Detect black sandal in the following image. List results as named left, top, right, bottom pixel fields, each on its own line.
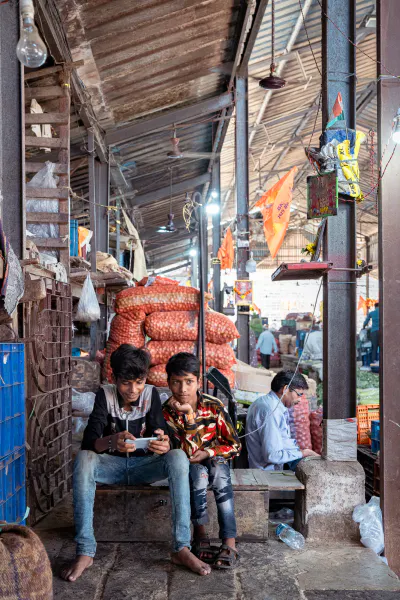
left=213, top=544, right=240, bottom=570
left=192, top=538, right=220, bottom=564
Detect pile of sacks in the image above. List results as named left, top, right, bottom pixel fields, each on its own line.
left=279, top=334, right=297, bottom=355
left=103, top=276, right=239, bottom=388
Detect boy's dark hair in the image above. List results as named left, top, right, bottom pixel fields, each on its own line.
left=375, top=302, right=379, bottom=308
left=271, top=370, right=308, bottom=393
left=110, top=344, right=150, bottom=380
left=166, top=352, right=200, bottom=380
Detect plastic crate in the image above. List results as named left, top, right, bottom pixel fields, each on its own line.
left=0, top=344, right=25, bottom=459
left=356, top=404, right=379, bottom=446
left=0, top=449, right=26, bottom=523
left=371, top=420, right=380, bottom=454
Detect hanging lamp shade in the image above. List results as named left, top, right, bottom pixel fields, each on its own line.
left=259, top=0, right=286, bottom=91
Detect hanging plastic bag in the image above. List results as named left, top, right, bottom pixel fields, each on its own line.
left=75, top=275, right=101, bottom=322
left=353, top=496, right=384, bottom=555
left=26, top=161, right=60, bottom=260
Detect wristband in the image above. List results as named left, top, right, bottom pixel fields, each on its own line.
left=108, top=436, right=113, bottom=453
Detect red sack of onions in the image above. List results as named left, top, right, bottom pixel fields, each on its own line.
left=310, top=407, right=323, bottom=454
left=145, top=310, right=239, bottom=344
left=292, top=395, right=312, bottom=450
left=109, top=311, right=146, bottom=348
left=147, top=340, right=236, bottom=370
left=147, top=364, right=235, bottom=390
left=115, top=285, right=204, bottom=316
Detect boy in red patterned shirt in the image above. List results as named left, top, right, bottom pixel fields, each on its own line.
left=163, top=352, right=241, bottom=569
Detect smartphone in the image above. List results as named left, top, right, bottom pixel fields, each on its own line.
left=124, top=437, right=159, bottom=450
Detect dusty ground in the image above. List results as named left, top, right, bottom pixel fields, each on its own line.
left=34, top=495, right=400, bottom=600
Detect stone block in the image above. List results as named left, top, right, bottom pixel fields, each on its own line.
left=294, top=459, right=365, bottom=542
left=94, top=487, right=269, bottom=542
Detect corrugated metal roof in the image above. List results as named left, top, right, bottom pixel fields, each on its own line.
left=220, top=0, right=379, bottom=244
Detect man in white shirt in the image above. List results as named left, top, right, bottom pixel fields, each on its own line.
left=245, top=371, right=319, bottom=471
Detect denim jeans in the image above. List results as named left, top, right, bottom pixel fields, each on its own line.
left=73, top=449, right=191, bottom=557
left=286, top=458, right=303, bottom=471
left=189, top=458, right=237, bottom=540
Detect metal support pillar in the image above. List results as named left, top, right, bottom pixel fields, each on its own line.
left=197, top=203, right=207, bottom=390
left=322, top=0, right=357, bottom=419
left=235, top=75, right=250, bottom=363
left=95, top=160, right=109, bottom=254
left=212, top=159, right=222, bottom=312
left=88, top=130, right=97, bottom=272
left=116, top=198, right=121, bottom=266
left=377, top=0, right=400, bottom=576
left=0, top=2, right=23, bottom=257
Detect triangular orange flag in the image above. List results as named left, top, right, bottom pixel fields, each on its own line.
left=254, top=167, right=298, bottom=259
left=358, top=296, right=368, bottom=315
left=217, top=227, right=234, bottom=270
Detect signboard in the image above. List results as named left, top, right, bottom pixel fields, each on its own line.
left=307, top=171, right=338, bottom=220
left=234, top=280, right=253, bottom=306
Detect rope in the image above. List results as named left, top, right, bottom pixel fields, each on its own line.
left=270, top=0, right=276, bottom=74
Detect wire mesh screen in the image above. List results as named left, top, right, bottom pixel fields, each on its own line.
left=24, top=279, right=72, bottom=525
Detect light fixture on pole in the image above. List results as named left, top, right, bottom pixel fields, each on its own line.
left=205, top=201, right=220, bottom=216
left=17, top=0, right=48, bottom=68
left=392, top=108, right=400, bottom=144
left=245, top=251, right=257, bottom=273
left=189, top=247, right=197, bottom=257
left=210, top=190, right=218, bottom=199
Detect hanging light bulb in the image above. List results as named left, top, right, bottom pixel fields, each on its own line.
left=17, top=0, right=47, bottom=69
left=245, top=252, right=257, bottom=274
left=392, top=108, right=400, bottom=144
left=210, top=190, right=218, bottom=199
left=189, top=248, right=197, bottom=257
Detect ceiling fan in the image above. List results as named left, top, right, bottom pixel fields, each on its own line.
left=167, top=129, right=219, bottom=160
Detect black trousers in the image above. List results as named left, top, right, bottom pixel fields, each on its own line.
left=260, top=353, right=271, bottom=369
left=371, top=330, right=379, bottom=363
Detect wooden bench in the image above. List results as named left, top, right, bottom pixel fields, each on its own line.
left=93, top=469, right=304, bottom=542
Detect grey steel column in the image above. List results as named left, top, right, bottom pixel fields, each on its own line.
left=322, top=0, right=357, bottom=419
left=95, top=161, right=109, bottom=255
left=0, top=3, right=23, bottom=257
left=377, top=0, right=400, bottom=576
left=235, top=76, right=250, bottom=363
left=212, top=159, right=222, bottom=312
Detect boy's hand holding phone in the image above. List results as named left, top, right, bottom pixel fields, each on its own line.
left=148, top=429, right=170, bottom=455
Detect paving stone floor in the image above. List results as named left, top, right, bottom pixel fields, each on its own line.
left=34, top=495, right=400, bottom=600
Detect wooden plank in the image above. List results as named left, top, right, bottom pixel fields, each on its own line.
left=25, top=86, right=64, bottom=100
left=25, top=162, right=69, bottom=174
left=261, top=471, right=305, bottom=491
left=25, top=112, right=69, bottom=125
left=58, top=69, right=71, bottom=273
left=26, top=212, right=69, bottom=224
left=24, top=61, right=85, bottom=81
left=26, top=187, right=69, bottom=199
left=25, top=136, right=68, bottom=149
left=232, top=469, right=258, bottom=487
left=31, top=237, right=69, bottom=248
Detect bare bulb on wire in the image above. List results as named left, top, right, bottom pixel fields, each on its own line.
left=16, top=0, right=47, bottom=68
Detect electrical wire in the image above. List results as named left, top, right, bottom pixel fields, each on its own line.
left=298, top=0, right=322, bottom=77
left=237, top=277, right=323, bottom=439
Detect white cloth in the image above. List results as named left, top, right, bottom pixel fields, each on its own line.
left=301, top=330, right=323, bottom=360
left=122, top=209, right=147, bottom=281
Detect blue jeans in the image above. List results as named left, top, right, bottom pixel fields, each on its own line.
left=189, top=458, right=237, bottom=540
left=73, top=449, right=191, bottom=557
left=286, top=458, right=303, bottom=471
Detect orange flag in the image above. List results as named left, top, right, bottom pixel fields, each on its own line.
left=358, top=296, right=368, bottom=315
left=254, top=166, right=298, bottom=259
left=217, top=227, right=234, bottom=270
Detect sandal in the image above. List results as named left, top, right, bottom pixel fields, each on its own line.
left=192, top=538, right=220, bottom=564
left=213, top=544, right=240, bottom=570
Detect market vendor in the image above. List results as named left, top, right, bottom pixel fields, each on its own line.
left=363, top=302, right=380, bottom=363
left=301, top=323, right=323, bottom=360
left=163, top=352, right=241, bottom=570
left=62, top=344, right=212, bottom=582
left=245, top=370, right=319, bottom=471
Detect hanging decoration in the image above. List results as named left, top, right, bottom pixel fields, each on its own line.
left=253, top=166, right=298, bottom=259
left=307, top=171, right=338, bottom=219
left=259, top=0, right=286, bottom=90
left=326, top=92, right=345, bottom=129
left=217, top=227, right=234, bottom=270
left=358, top=296, right=378, bottom=316
left=234, top=280, right=253, bottom=307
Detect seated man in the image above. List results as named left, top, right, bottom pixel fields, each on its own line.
left=163, top=353, right=241, bottom=570
left=245, top=370, right=319, bottom=471
left=62, top=344, right=211, bottom=582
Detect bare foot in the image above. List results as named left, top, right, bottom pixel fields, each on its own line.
left=61, top=555, right=93, bottom=582
left=171, top=547, right=211, bottom=576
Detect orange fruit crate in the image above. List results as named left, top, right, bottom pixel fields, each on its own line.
left=357, top=405, right=379, bottom=445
